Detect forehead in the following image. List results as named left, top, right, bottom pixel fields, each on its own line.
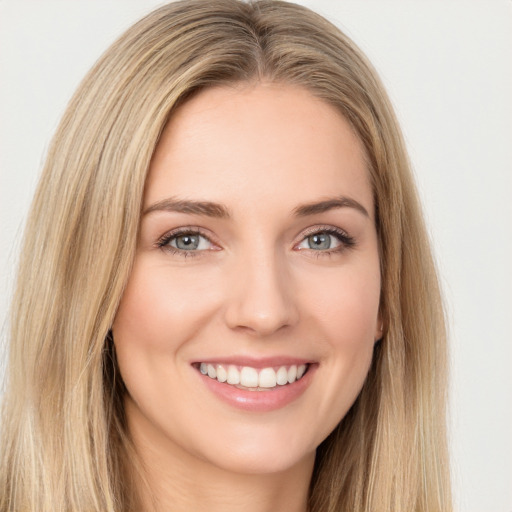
left=145, top=82, right=373, bottom=219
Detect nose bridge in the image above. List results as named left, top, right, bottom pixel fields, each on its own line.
left=224, top=239, right=298, bottom=336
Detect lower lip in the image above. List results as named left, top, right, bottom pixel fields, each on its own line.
left=196, top=365, right=316, bottom=412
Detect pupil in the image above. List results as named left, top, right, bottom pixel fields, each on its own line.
left=309, top=233, right=330, bottom=250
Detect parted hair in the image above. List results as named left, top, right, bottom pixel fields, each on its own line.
left=0, top=1, right=451, bottom=510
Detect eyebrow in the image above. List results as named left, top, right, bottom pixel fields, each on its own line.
left=143, top=197, right=231, bottom=218
left=292, top=197, right=369, bottom=218
left=143, top=195, right=369, bottom=219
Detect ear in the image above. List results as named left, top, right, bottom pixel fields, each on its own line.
left=374, top=315, right=384, bottom=343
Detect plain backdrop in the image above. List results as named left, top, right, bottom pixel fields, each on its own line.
left=0, top=1, right=511, bottom=510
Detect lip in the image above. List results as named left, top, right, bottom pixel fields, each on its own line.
left=193, top=359, right=317, bottom=412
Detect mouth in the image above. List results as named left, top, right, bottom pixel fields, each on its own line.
left=192, top=358, right=316, bottom=411
left=193, top=362, right=310, bottom=391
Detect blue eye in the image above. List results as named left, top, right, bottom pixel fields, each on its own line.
left=305, top=232, right=335, bottom=250
left=158, top=230, right=213, bottom=255
left=296, top=228, right=355, bottom=254
left=172, top=234, right=205, bottom=250
left=157, top=226, right=355, bottom=258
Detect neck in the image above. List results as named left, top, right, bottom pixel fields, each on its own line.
left=125, top=402, right=315, bottom=512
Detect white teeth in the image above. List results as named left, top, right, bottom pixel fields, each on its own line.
left=240, top=367, right=259, bottom=387
left=258, top=368, right=277, bottom=388
left=199, top=363, right=309, bottom=389
left=227, top=365, right=240, bottom=385
left=207, top=364, right=216, bottom=379
left=287, top=365, right=297, bottom=384
left=276, top=366, right=288, bottom=385
left=216, top=365, right=227, bottom=383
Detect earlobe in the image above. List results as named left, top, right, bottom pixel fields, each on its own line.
left=374, top=318, right=384, bottom=343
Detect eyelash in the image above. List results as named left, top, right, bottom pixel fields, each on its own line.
left=299, top=226, right=356, bottom=258
left=156, top=227, right=215, bottom=258
left=156, top=225, right=356, bottom=258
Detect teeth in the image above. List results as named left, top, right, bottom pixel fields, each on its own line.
left=258, top=368, right=277, bottom=388
left=216, top=365, right=227, bottom=383
left=199, top=363, right=308, bottom=389
left=240, top=367, right=259, bottom=387
left=276, top=366, right=288, bottom=385
left=207, top=364, right=216, bottom=379
left=287, top=365, right=297, bottom=384
left=227, top=365, right=240, bottom=385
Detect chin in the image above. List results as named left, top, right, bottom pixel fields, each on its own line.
left=185, top=421, right=322, bottom=477
left=204, top=444, right=316, bottom=476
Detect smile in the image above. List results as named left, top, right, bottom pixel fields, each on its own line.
left=193, top=359, right=316, bottom=412
left=198, top=363, right=308, bottom=390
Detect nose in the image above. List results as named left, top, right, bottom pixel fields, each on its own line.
left=223, top=248, right=299, bottom=337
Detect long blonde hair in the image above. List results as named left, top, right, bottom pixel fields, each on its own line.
left=0, top=1, right=451, bottom=510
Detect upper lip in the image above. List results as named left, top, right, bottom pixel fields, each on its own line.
left=191, top=355, right=314, bottom=369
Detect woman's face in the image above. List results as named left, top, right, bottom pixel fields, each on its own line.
left=113, top=83, right=382, bottom=475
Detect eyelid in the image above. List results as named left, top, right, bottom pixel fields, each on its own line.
left=299, top=224, right=348, bottom=238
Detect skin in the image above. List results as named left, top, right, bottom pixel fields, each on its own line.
left=113, top=82, right=382, bottom=512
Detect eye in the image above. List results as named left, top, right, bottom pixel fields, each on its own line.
left=170, top=233, right=210, bottom=251
left=157, top=229, right=215, bottom=256
left=295, top=227, right=355, bottom=254
left=298, top=232, right=338, bottom=251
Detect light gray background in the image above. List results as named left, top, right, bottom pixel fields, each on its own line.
left=1, top=1, right=511, bottom=510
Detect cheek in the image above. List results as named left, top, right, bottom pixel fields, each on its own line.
left=305, top=261, right=381, bottom=342
left=111, top=259, right=223, bottom=421
left=113, top=259, right=219, bottom=354
left=325, top=267, right=380, bottom=377
left=300, top=261, right=380, bottom=424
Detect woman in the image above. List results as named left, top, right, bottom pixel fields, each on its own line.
left=0, top=1, right=451, bottom=511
